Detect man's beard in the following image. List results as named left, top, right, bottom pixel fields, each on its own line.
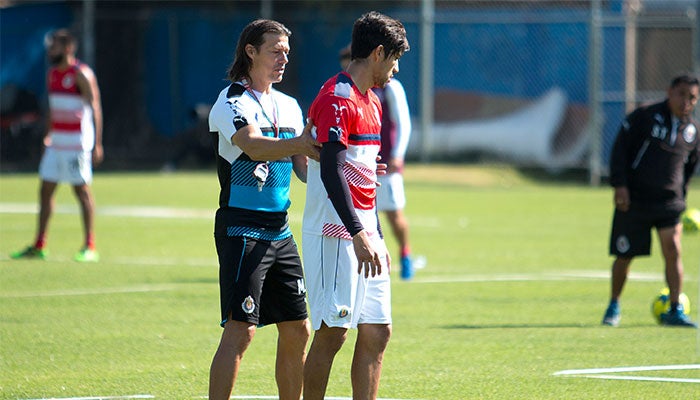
left=49, top=55, right=64, bottom=65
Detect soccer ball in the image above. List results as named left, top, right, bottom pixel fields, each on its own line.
left=681, top=208, right=700, bottom=233
left=651, top=287, right=691, bottom=324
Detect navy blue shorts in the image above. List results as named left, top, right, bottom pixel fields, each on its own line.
left=609, top=206, right=681, bottom=257
left=215, top=235, right=307, bottom=327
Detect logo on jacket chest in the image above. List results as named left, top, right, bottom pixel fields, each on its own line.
left=651, top=124, right=668, bottom=140
left=650, top=122, right=697, bottom=144
left=683, top=124, right=697, bottom=143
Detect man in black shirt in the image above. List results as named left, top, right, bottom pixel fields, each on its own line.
left=603, top=74, right=700, bottom=328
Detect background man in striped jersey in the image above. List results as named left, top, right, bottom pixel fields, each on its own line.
left=12, top=29, right=103, bottom=262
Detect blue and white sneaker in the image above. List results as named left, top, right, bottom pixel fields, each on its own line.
left=602, top=301, right=620, bottom=326
left=400, top=256, right=414, bottom=280
left=660, top=305, right=698, bottom=328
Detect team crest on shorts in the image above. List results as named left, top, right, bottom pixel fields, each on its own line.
left=241, top=295, right=256, bottom=314
left=338, top=306, right=350, bottom=319
left=616, top=235, right=630, bottom=253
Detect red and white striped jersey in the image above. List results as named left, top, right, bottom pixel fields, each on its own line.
left=303, top=72, right=382, bottom=240
left=47, top=62, right=94, bottom=151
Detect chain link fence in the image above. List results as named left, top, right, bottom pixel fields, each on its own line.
left=401, top=0, right=697, bottom=183
left=593, top=0, right=697, bottom=183
left=408, top=1, right=594, bottom=171
left=1, top=0, right=698, bottom=180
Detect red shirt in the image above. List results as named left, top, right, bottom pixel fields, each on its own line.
left=308, top=72, right=382, bottom=210
left=47, top=62, right=94, bottom=151
left=304, top=72, right=383, bottom=239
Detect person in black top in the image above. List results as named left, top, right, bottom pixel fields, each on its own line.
left=603, top=74, right=700, bottom=328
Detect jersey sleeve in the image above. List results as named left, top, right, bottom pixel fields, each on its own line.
left=320, top=141, right=364, bottom=236
left=384, top=80, right=412, bottom=159
left=291, top=98, right=304, bottom=137
left=684, top=129, right=700, bottom=192
left=209, top=90, right=257, bottom=145
left=609, top=125, right=627, bottom=188
left=609, top=111, right=638, bottom=188
left=313, top=94, right=354, bottom=147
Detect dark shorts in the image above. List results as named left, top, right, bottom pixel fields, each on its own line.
left=215, top=235, right=308, bottom=327
left=609, top=206, right=681, bottom=257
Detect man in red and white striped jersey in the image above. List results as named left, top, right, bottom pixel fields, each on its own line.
left=12, top=29, right=103, bottom=262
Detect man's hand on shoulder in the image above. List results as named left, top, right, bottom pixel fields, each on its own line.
left=295, top=118, right=321, bottom=161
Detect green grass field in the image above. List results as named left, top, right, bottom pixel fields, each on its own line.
left=1, top=164, right=700, bottom=399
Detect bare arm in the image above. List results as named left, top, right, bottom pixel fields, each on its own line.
left=43, top=103, right=51, bottom=148
left=384, top=80, right=411, bottom=173
left=613, top=186, right=630, bottom=212
left=76, top=64, right=103, bottom=165
left=43, top=72, right=51, bottom=148
left=292, top=154, right=308, bottom=183
left=231, top=119, right=320, bottom=162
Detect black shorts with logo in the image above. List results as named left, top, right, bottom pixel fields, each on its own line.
left=609, top=206, right=681, bottom=257
left=215, top=235, right=307, bottom=327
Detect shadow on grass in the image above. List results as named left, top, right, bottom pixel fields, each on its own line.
left=516, top=166, right=593, bottom=184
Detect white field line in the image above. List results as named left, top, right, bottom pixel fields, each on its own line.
left=0, top=253, right=217, bottom=267
left=0, top=268, right=667, bottom=299
left=554, top=364, right=700, bottom=375
left=575, top=374, right=700, bottom=383
left=0, top=254, right=666, bottom=281
left=0, top=284, right=180, bottom=299
left=411, top=270, right=665, bottom=284
left=553, top=364, right=700, bottom=384
left=7, top=201, right=669, bottom=281
left=0, top=202, right=212, bottom=219
left=1, top=203, right=436, bottom=225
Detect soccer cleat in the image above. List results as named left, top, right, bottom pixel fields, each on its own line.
left=602, top=302, right=621, bottom=326
left=10, top=246, right=48, bottom=260
left=400, top=255, right=414, bottom=280
left=660, top=305, right=698, bottom=328
left=74, top=248, right=99, bottom=262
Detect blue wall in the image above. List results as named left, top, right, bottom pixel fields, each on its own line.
left=143, top=8, right=257, bottom=136
left=0, top=3, right=73, bottom=98
left=0, top=2, right=632, bottom=165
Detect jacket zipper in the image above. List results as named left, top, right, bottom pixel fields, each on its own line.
left=631, top=139, right=649, bottom=169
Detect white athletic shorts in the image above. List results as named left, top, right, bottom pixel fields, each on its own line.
left=39, top=148, right=93, bottom=185
left=376, top=172, right=406, bottom=212
left=302, top=232, right=392, bottom=331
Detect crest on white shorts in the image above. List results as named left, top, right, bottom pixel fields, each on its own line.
left=242, top=295, right=256, bottom=314
left=336, top=306, right=351, bottom=320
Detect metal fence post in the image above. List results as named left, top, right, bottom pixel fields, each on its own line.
left=420, top=0, right=434, bottom=163
left=589, top=0, right=604, bottom=186
left=81, top=0, right=96, bottom=68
